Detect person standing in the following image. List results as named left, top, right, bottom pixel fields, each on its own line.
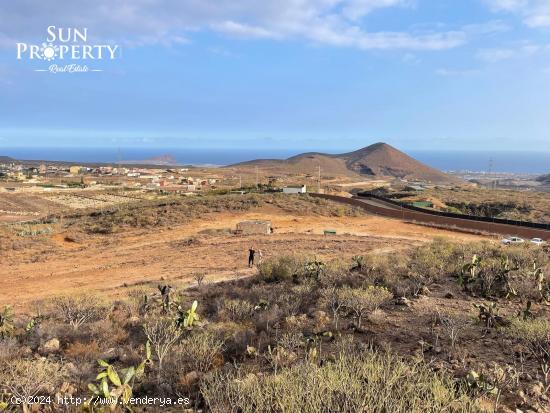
left=248, top=248, right=256, bottom=267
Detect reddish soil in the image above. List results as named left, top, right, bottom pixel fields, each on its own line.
left=0, top=206, right=486, bottom=311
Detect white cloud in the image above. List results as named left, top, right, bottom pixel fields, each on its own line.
left=476, top=42, right=543, bottom=61
left=0, top=0, right=472, bottom=51
left=402, top=52, right=421, bottom=64
left=525, top=13, right=550, bottom=26
left=214, top=21, right=281, bottom=39
left=485, top=0, right=529, bottom=12
left=476, top=48, right=517, bottom=61
left=341, top=0, right=411, bottom=20
left=435, top=68, right=481, bottom=76
left=485, top=0, right=550, bottom=27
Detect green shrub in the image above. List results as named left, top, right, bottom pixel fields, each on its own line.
left=0, top=306, right=15, bottom=338
left=202, top=347, right=479, bottom=413
left=257, top=255, right=306, bottom=283
left=407, top=239, right=464, bottom=295
left=458, top=242, right=549, bottom=300
left=339, top=286, right=392, bottom=329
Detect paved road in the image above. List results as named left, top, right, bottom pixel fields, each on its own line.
left=311, top=193, right=550, bottom=241
left=358, top=198, right=401, bottom=211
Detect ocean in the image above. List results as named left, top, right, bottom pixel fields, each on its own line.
left=0, top=146, right=548, bottom=174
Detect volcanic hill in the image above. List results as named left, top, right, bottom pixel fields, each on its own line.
left=231, top=142, right=458, bottom=184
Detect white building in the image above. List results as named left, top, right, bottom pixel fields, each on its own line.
left=283, top=185, right=307, bottom=194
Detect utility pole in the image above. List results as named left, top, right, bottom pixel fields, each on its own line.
left=317, top=164, right=321, bottom=193
left=239, top=175, right=242, bottom=189
left=489, top=158, right=495, bottom=189
left=488, top=158, right=495, bottom=221
left=255, top=166, right=259, bottom=189
left=116, top=147, right=122, bottom=187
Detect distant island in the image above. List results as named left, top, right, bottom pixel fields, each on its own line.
left=121, top=154, right=178, bottom=166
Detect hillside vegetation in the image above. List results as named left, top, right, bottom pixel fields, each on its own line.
left=422, top=187, right=550, bottom=224
left=0, top=239, right=548, bottom=412
left=58, top=193, right=366, bottom=235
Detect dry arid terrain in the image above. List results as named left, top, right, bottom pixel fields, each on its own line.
left=0, top=192, right=548, bottom=413
left=1, top=193, right=483, bottom=308
left=408, top=187, right=550, bottom=224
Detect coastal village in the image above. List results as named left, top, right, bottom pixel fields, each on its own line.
left=0, top=160, right=221, bottom=194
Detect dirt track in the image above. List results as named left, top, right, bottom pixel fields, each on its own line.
left=0, top=206, right=487, bottom=311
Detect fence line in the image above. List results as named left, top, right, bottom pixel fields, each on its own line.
left=357, top=192, right=549, bottom=230
left=310, top=193, right=550, bottom=240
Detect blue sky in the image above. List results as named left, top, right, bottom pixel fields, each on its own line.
left=0, top=0, right=549, bottom=152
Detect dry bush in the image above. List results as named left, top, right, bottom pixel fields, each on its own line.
left=507, top=318, right=550, bottom=387
left=49, top=294, right=108, bottom=330
left=276, top=293, right=305, bottom=318
left=193, top=272, right=206, bottom=287
left=339, top=286, right=392, bottom=329
left=87, top=319, right=129, bottom=345
left=264, top=345, right=299, bottom=373
left=354, top=252, right=410, bottom=298
left=319, top=287, right=346, bottom=329
left=221, top=299, right=255, bottom=322
left=64, top=340, right=101, bottom=364
left=172, top=330, right=224, bottom=373
left=63, top=341, right=100, bottom=387
left=144, top=317, right=182, bottom=383
left=0, top=358, right=65, bottom=407
left=208, top=321, right=255, bottom=361
left=278, top=331, right=303, bottom=353
left=202, top=347, right=478, bottom=413
left=269, top=194, right=365, bottom=217
left=0, top=338, right=20, bottom=362
left=257, top=255, right=306, bottom=283
left=255, top=304, right=284, bottom=334
left=318, top=259, right=351, bottom=287
left=434, top=311, right=469, bottom=354
left=127, top=288, right=150, bottom=317
left=407, top=239, right=463, bottom=295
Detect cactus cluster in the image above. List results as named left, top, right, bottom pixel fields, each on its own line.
left=305, top=258, right=326, bottom=280
left=0, top=306, right=15, bottom=338
left=175, top=300, right=200, bottom=329
left=84, top=342, right=152, bottom=412
left=460, top=254, right=481, bottom=288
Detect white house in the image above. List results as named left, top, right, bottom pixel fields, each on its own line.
left=283, top=185, right=307, bottom=194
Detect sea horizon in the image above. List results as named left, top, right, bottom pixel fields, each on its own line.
left=1, top=146, right=549, bottom=175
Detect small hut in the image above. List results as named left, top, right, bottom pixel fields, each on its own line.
left=236, top=220, right=272, bottom=235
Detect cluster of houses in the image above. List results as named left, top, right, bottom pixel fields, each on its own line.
left=1, top=159, right=313, bottom=196
left=0, top=161, right=223, bottom=194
